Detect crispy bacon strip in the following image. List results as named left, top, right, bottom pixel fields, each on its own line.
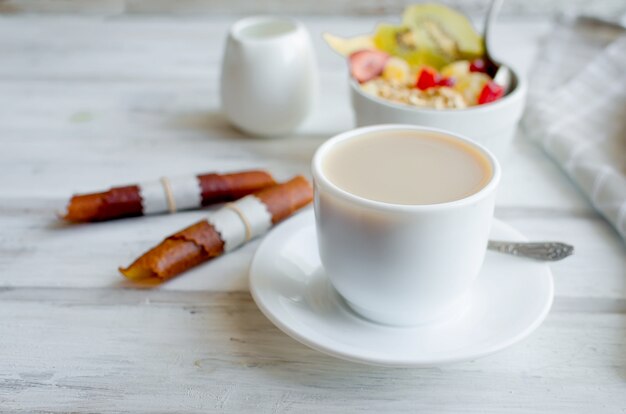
left=119, top=176, right=313, bottom=282
left=63, top=170, right=275, bottom=222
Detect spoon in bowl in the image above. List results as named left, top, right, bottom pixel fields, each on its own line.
left=483, top=0, right=514, bottom=93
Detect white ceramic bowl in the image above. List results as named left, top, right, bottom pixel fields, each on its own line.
left=350, top=69, right=527, bottom=159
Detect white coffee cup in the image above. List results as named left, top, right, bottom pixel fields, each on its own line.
left=312, top=125, right=501, bottom=326
left=220, top=16, right=318, bottom=137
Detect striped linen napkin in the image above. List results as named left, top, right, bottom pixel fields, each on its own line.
left=523, top=17, right=626, bottom=240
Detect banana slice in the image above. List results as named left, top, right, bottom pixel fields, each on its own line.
left=441, top=60, right=471, bottom=78
left=383, top=57, right=411, bottom=84
left=454, top=72, right=491, bottom=105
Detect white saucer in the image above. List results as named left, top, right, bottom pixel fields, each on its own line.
left=249, top=210, right=554, bottom=367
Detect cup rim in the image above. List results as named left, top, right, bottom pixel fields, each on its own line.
left=312, top=124, right=501, bottom=212
left=230, top=15, right=304, bottom=43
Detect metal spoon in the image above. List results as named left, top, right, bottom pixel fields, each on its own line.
left=483, top=0, right=514, bottom=93
left=488, top=241, right=574, bottom=261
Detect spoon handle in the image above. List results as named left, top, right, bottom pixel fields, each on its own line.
left=487, top=240, right=574, bottom=261
left=483, top=0, right=504, bottom=62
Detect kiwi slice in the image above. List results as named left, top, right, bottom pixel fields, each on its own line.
left=402, top=3, right=484, bottom=64
left=372, top=23, right=448, bottom=68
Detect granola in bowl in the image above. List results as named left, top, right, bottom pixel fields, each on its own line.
left=361, top=78, right=468, bottom=110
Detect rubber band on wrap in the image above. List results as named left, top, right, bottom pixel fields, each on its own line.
left=207, top=195, right=273, bottom=251
left=160, top=176, right=177, bottom=214
left=225, top=203, right=253, bottom=242
left=138, top=174, right=202, bottom=215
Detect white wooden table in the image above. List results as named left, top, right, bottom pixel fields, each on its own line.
left=1, top=15, right=625, bottom=413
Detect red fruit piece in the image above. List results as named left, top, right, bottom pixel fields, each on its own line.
left=478, top=81, right=504, bottom=104
left=438, top=77, right=456, bottom=87
left=416, top=67, right=441, bottom=90
left=470, top=59, right=487, bottom=73
left=349, top=50, right=390, bottom=83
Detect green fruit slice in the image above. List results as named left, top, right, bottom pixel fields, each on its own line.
left=402, top=3, right=484, bottom=64
left=323, top=32, right=375, bottom=56
left=372, top=23, right=448, bottom=68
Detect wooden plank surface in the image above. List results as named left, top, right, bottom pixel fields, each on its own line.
left=1, top=289, right=625, bottom=413
left=0, top=15, right=624, bottom=412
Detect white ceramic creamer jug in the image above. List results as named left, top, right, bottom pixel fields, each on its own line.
left=220, top=16, right=319, bottom=137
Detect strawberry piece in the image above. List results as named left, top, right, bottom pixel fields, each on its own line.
left=415, top=67, right=441, bottom=90
left=438, top=77, right=456, bottom=87
left=477, top=81, right=504, bottom=104
left=349, top=50, right=390, bottom=83
left=470, top=59, right=487, bottom=73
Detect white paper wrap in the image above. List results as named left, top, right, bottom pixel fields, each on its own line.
left=207, top=195, right=272, bottom=251
left=139, top=174, right=202, bottom=215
